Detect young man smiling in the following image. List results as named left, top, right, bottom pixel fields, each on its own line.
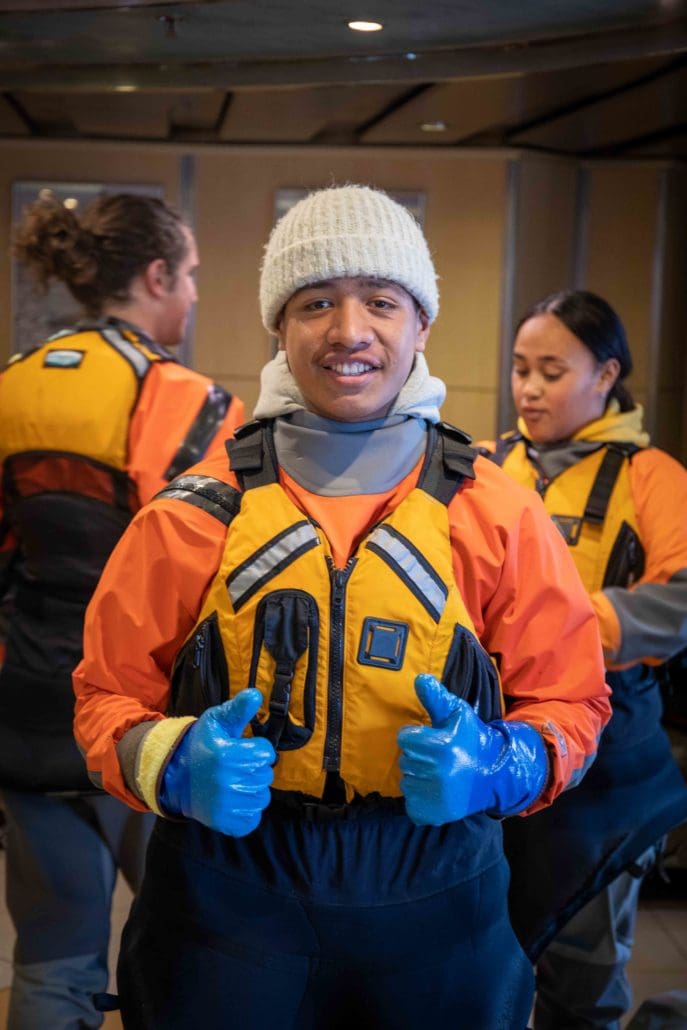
left=74, top=185, right=610, bottom=1029
left=277, top=275, right=429, bottom=422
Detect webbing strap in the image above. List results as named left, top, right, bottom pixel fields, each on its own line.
left=418, top=422, right=476, bottom=505
left=491, top=433, right=521, bottom=467
left=225, top=419, right=279, bottom=490
left=155, top=474, right=241, bottom=526
left=583, top=446, right=633, bottom=525
left=164, top=384, right=232, bottom=481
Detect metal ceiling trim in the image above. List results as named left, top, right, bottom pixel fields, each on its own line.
left=1, top=21, right=686, bottom=92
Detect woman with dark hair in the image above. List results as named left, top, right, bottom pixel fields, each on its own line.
left=0, top=192, right=245, bottom=1028
left=488, top=289, right=687, bottom=1029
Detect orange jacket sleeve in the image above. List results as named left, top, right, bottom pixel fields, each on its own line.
left=73, top=470, right=232, bottom=809
left=590, top=447, right=687, bottom=667
left=127, top=362, right=245, bottom=505
left=450, top=458, right=611, bottom=812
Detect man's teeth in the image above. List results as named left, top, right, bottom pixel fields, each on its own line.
left=329, top=362, right=374, bottom=376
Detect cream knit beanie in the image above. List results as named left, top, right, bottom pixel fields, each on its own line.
left=259, top=185, right=439, bottom=331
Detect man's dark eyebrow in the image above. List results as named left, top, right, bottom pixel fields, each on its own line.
left=297, top=277, right=400, bottom=291
left=298, top=280, right=336, bottom=290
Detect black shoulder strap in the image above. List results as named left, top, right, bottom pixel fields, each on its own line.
left=224, top=418, right=279, bottom=491
left=419, top=421, right=477, bottom=506
left=583, top=444, right=638, bottom=525
left=164, top=384, right=233, bottom=481
left=155, top=474, right=241, bottom=527
left=490, top=432, right=522, bottom=467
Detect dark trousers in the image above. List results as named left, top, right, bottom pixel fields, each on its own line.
left=118, top=806, right=534, bottom=1029
left=2, top=788, right=154, bottom=1030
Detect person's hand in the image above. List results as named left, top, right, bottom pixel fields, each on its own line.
left=159, top=688, right=275, bottom=837
left=398, top=673, right=548, bottom=825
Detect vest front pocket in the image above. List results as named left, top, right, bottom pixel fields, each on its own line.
left=168, top=611, right=229, bottom=716
left=603, top=519, right=645, bottom=588
left=441, top=623, right=502, bottom=722
left=248, top=590, right=319, bottom=751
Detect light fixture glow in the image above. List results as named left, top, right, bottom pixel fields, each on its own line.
left=63, top=198, right=79, bottom=210
left=420, top=121, right=448, bottom=133
left=114, top=85, right=137, bottom=93
left=348, top=20, right=383, bottom=32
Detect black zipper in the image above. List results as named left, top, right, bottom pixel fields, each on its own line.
left=323, top=555, right=356, bottom=772
left=194, top=632, right=205, bottom=668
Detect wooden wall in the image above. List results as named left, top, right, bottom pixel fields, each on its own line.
left=0, top=139, right=684, bottom=457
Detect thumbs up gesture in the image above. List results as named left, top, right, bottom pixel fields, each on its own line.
left=398, top=674, right=549, bottom=826
left=159, top=688, right=276, bottom=837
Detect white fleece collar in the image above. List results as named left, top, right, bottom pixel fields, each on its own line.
left=253, top=350, right=446, bottom=424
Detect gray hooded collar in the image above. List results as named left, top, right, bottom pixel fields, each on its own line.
left=274, top=411, right=428, bottom=496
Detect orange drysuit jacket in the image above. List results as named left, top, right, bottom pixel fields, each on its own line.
left=74, top=442, right=611, bottom=814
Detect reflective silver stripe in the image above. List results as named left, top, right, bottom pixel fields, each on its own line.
left=228, top=522, right=319, bottom=607
left=46, top=328, right=76, bottom=342
left=368, top=525, right=447, bottom=619
left=102, top=328, right=151, bottom=379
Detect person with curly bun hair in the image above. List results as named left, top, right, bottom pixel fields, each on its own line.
left=0, top=192, right=245, bottom=1029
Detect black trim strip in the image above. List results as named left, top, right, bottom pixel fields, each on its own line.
left=164, top=384, right=231, bottom=480
left=156, top=475, right=241, bottom=526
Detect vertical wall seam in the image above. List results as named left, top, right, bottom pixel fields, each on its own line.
left=497, top=158, right=520, bottom=437
left=573, top=163, right=590, bottom=288
left=178, top=152, right=196, bottom=368
left=647, top=168, right=668, bottom=444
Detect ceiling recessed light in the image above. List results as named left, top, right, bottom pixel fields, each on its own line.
left=348, top=20, right=383, bottom=32
left=114, top=85, right=137, bottom=93
left=420, top=120, right=448, bottom=133
left=63, top=198, right=79, bottom=210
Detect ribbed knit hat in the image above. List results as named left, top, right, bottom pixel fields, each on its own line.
left=259, top=185, right=439, bottom=331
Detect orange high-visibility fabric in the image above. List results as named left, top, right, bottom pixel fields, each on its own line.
left=127, top=361, right=245, bottom=506
left=74, top=443, right=609, bottom=814
left=591, top=447, right=687, bottom=664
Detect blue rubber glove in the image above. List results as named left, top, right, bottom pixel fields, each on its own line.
left=159, top=688, right=276, bottom=838
left=398, top=673, right=549, bottom=825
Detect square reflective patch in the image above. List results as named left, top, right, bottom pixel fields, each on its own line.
left=357, top=617, right=408, bottom=671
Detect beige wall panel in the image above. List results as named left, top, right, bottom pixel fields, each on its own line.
left=193, top=147, right=508, bottom=422
left=513, top=156, right=577, bottom=317
left=0, top=141, right=180, bottom=365
left=495, top=155, right=578, bottom=434
left=584, top=164, right=660, bottom=395
left=0, top=141, right=508, bottom=437
left=444, top=387, right=498, bottom=443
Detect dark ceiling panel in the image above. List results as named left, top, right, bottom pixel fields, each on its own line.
left=510, top=60, right=687, bottom=153
left=13, top=89, right=225, bottom=139
left=627, top=128, right=687, bottom=157
left=0, top=93, right=30, bottom=134
left=0, top=1, right=685, bottom=156
left=0, top=0, right=681, bottom=66
left=360, top=57, right=671, bottom=145
left=2, top=1, right=193, bottom=9
left=219, top=83, right=408, bottom=142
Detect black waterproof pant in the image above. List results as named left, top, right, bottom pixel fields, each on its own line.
left=118, top=801, right=534, bottom=1029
